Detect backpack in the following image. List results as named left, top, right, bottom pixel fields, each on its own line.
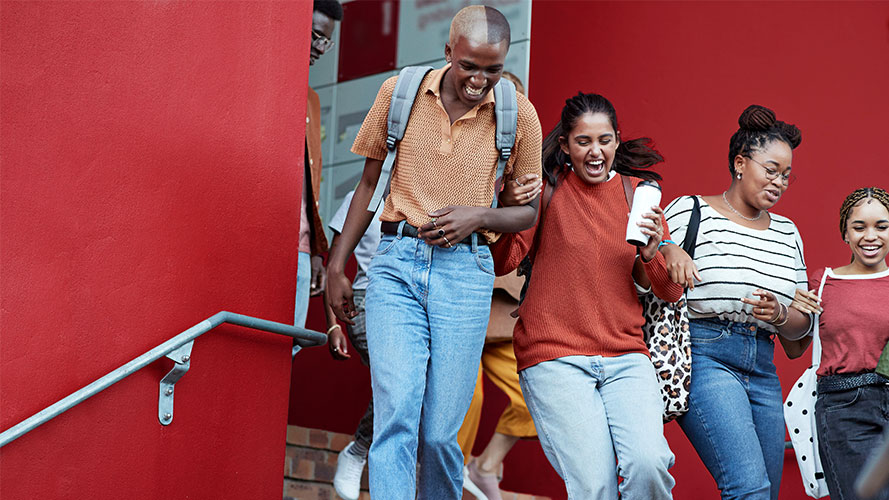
left=367, top=65, right=518, bottom=211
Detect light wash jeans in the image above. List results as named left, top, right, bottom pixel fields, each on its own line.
left=678, top=318, right=784, bottom=500
left=519, top=353, right=675, bottom=500
left=365, top=226, right=494, bottom=499
left=293, top=251, right=311, bottom=328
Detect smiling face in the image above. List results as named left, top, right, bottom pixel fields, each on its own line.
left=560, top=112, right=618, bottom=184
left=844, top=199, right=889, bottom=271
left=734, top=139, right=792, bottom=210
left=443, top=35, right=508, bottom=107
left=309, top=11, right=335, bottom=66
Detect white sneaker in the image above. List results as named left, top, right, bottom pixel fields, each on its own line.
left=334, top=441, right=366, bottom=500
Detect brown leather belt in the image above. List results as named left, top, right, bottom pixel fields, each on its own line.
left=380, top=221, right=488, bottom=246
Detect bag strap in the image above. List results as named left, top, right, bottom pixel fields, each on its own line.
left=492, top=78, right=518, bottom=208
left=810, top=267, right=831, bottom=369
left=682, top=196, right=702, bottom=258
left=620, top=174, right=634, bottom=209
left=368, top=66, right=434, bottom=211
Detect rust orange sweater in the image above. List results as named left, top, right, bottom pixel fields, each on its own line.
left=498, top=172, right=683, bottom=371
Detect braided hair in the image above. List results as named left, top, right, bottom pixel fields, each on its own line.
left=838, top=187, right=889, bottom=240
left=728, top=105, right=801, bottom=176
left=541, top=92, right=663, bottom=186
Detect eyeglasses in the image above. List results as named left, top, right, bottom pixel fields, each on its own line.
left=311, top=30, right=334, bottom=51
left=744, top=155, right=795, bottom=185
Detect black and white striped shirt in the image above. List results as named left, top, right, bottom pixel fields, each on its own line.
left=664, top=195, right=807, bottom=331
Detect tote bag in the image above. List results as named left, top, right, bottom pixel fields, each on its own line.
left=784, top=268, right=830, bottom=498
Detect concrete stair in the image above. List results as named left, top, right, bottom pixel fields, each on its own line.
left=283, top=425, right=549, bottom=500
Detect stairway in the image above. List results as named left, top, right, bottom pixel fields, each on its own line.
left=283, top=425, right=550, bottom=500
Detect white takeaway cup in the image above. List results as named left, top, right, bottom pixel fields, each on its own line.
left=626, top=180, right=663, bottom=247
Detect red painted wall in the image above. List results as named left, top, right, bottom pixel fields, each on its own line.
left=290, top=1, right=889, bottom=499
left=1, top=2, right=312, bottom=499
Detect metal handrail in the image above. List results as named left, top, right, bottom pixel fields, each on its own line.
left=0, top=311, right=326, bottom=448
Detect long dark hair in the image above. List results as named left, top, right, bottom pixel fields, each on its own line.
left=727, top=105, right=801, bottom=176
left=541, top=92, right=663, bottom=186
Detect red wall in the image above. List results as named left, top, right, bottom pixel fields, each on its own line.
left=290, top=1, right=889, bottom=499
left=1, top=2, right=312, bottom=499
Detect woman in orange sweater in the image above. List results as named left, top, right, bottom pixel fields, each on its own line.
left=497, top=92, right=682, bottom=499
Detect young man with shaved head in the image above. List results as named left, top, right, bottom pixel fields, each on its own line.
left=326, top=6, right=542, bottom=498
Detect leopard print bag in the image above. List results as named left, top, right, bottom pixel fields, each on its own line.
left=642, top=291, right=693, bottom=422
left=625, top=187, right=700, bottom=422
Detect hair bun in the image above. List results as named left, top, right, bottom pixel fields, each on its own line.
left=778, top=121, right=802, bottom=148
left=738, top=105, right=776, bottom=131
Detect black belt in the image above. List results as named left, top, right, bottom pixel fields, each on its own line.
left=380, top=221, right=488, bottom=246
left=817, top=372, right=889, bottom=393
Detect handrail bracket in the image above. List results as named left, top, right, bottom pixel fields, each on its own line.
left=158, top=341, right=194, bottom=426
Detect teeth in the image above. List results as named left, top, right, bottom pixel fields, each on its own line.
left=465, top=85, right=483, bottom=96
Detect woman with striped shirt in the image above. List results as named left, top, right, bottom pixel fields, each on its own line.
left=663, top=105, right=812, bottom=500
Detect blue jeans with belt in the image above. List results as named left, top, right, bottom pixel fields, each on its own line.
left=365, top=224, right=495, bottom=499
left=678, top=318, right=785, bottom=500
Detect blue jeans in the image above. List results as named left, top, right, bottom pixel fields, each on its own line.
left=293, top=251, right=311, bottom=328
left=365, top=227, right=494, bottom=499
left=816, top=382, right=889, bottom=500
left=678, top=318, right=784, bottom=500
left=519, top=353, right=675, bottom=500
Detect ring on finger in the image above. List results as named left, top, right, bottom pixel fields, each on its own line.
left=442, top=235, right=452, bottom=247
left=438, top=228, right=445, bottom=237
left=526, top=192, right=531, bottom=199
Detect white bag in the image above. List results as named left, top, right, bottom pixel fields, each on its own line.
left=784, top=268, right=830, bottom=498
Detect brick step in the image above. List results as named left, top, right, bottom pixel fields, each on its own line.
left=283, top=425, right=549, bottom=500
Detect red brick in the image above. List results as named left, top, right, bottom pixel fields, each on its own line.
left=291, top=446, right=328, bottom=463
left=309, top=428, right=331, bottom=449
left=284, top=479, right=328, bottom=500
left=314, top=462, right=336, bottom=483
left=329, top=432, right=352, bottom=452
left=286, top=426, right=311, bottom=446
left=291, top=458, right=315, bottom=481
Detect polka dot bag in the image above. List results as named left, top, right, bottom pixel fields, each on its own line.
left=784, top=268, right=830, bottom=498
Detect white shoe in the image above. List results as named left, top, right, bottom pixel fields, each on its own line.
left=334, top=441, right=366, bottom=500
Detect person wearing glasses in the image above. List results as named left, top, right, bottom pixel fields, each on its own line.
left=293, top=0, right=342, bottom=347
left=662, top=105, right=813, bottom=500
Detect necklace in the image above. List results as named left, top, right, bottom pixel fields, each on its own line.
left=722, top=192, right=763, bottom=221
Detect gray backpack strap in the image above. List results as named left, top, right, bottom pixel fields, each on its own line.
left=491, top=77, right=517, bottom=208
left=367, top=65, right=433, bottom=211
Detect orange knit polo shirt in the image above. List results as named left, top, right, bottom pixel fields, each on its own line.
left=351, top=64, right=543, bottom=243
left=503, top=171, right=683, bottom=371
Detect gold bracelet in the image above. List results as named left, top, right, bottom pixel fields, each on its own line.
left=327, top=324, right=342, bottom=334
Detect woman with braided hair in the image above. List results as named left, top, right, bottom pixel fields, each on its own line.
left=790, top=187, right=889, bottom=500
left=662, top=105, right=813, bottom=499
